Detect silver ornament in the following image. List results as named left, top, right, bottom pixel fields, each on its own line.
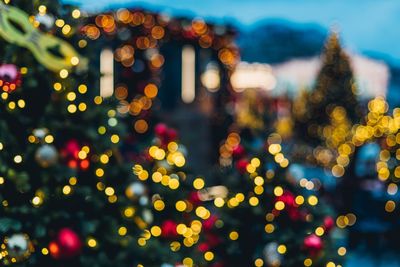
left=35, top=144, right=58, bottom=167
left=263, top=242, right=282, bottom=266
left=3, top=234, right=33, bottom=262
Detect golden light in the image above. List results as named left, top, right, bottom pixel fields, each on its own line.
left=230, top=62, right=276, bottom=92
left=100, top=48, right=114, bottom=98
left=181, top=45, right=196, bottom=103
left=201, top=62, right=220, bottom=92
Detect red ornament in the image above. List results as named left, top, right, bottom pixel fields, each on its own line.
left=0, top=64, right=22, bottom=93
left=64, top=140, right=80, bottom=158
left=303, top=234, right=323, bottom=256
left=235, top=159, right=249, bottom=174
left=323, top=216, right=335, bottom=232
left=161, top=220, right=178, bottom=238
left=154, top=123, right=168, bottom=137
left=50, top=228, right=82, bottom=259
left=197, top=242, right=210, bottom=252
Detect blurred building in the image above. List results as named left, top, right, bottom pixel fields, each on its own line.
left=83, top=9, right=239, bottom=175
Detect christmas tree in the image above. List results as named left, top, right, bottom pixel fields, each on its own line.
left=206, top=90, right=343, bottom=266
left=0, top=2, right=231, bottom=266
left=294, top=32, right=359, bottom=146
left=0, top=1, right=137, bottom=265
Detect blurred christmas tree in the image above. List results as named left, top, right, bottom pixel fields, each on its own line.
left=294, top=32, right=359, bottom=146
left=0, top=1, right=212, bottom=266
left=206, top=90, right=343, bottom=266
left=0, top=1, right=136, bottom=266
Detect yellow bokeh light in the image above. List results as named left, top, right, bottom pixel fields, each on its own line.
left=105, top=187, right=115, bottom=196
left=193, top=178, right=205, bottom=189
left=277, top=244, right=287, bottom=254
left=124, top=207, right=135, bottom=218
left=63, top=185, right=72, bottom=195
left=275, top=201, right=285, bottom=210
left=304, top=258, right=313, bottom=266
left=150, top=226, right=162, bottom=237
left=72, top=9, right=81, bottom=19
left=154, top=200, right=165, bottom=211
left=308, top=195, right=318, bottom=206
left=229, top=231, right=239, bottom=240
left=385, top=200, right=396, bottom=212
left=249, top=196, right=259, bottom=206
left=274, top=186, right=283, bottom=196
left=59, top=69, right=69, bottom=78
left=315, top=226, right=325, bottom=236
left=338, top=247, right=347, bottom=256
left=87, top=238, right=97, bottom=248
left=175, top=200, right=187, bottom=212
left=204, top=251, right=214, bottom=261
left=254, top=259, right=264, bottom=267
left=265, top=223, right=275, bottom=233
left=118, top=226, right=127, bottom=236
left=214, top=197, right=225, bottom=207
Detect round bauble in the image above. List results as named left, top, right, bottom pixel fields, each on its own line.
left=3, top=234, right=34, bottom=263
left=303, top=234, right=323, bottom=256
left=154, top=123, right=168, bottom=137
left=50, top=228, right=82, bottom=259
left=35, top=144, right=58, bottom=167
left=0, top=64, right=21, bottom=93
left=263, top=242, right=282, bottom=266
left=161, top=220, right=178, bottom=238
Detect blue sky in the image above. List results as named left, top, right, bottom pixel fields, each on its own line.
left=63, top=0, right=400, bottom=61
